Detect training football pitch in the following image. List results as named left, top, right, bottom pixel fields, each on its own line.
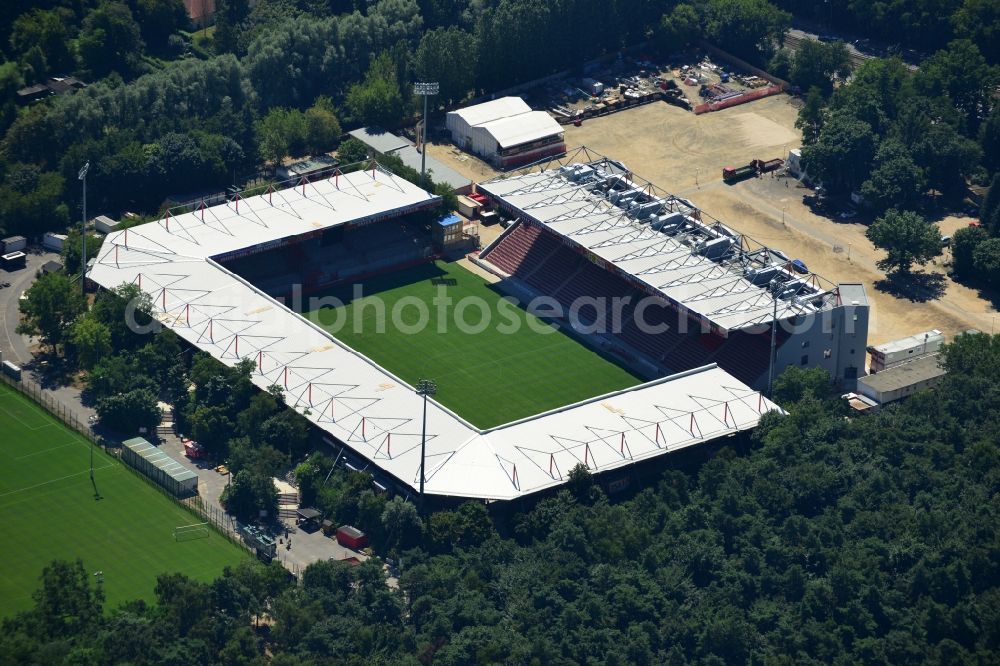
left=0, top=382, right=246, bottom=616
left=304, top=261, right=642, bottom=428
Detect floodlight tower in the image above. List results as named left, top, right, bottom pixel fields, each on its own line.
left=413, top=82, right=439, bottom=181
left=415, top=378, right=437, bottom=501
left=767, top=279, right=779, bottom=398
left=78, top=161, right=90, bottom=296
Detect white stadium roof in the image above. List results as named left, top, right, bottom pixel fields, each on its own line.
left=89, top=164, right=780, bottom=501
left=478, top=148, right=844, bottom=332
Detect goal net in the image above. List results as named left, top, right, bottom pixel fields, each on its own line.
left=174, top=522, right=210, bottom=542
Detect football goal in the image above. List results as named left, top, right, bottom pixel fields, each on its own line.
left=174, top=522, right=210, bottom=542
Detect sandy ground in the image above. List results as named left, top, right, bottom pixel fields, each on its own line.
left=560, top=96, right=998, bottom=344
left=424, top=140, right=500, bottom=183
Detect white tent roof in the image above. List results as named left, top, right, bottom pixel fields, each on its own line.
left=449, top=96, right=532, bottom=127
left=481, top=111, right=564, bottom=149
left=88, top=165, right=779, bottom=501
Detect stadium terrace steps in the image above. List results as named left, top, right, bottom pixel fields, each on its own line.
left=481, top=222, right=787, bottom=383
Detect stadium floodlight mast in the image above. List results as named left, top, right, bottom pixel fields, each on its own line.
left=767, top=278, right=779, bottom=398
left=415, top=378, right=437, bottom=501
left=413, top=82, right=439, bottom=181
left=78, top=161, right=90, bottom=297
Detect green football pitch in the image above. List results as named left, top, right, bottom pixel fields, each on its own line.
left=304, top=261, right=643, bottom=429
left=0, top=382, right=246, bottom=616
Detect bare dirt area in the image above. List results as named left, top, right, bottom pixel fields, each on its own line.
left=424, top=139, right=500, bottom=183
left=562, top=96, right=999, bottom=344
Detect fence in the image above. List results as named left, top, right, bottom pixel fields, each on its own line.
left=693, top=85, right=784, bottom=114
left=0, top=371, right=111, bottom=452
left=0, top=371, right=254, bottom=556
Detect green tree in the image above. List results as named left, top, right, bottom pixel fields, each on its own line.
left=860, top=140, right=926, bottom=213
left=10, top=9, right=75, bottom=77
left=702, top=0, right=791, bottom=63
left=31, top=559, right=104, bottom=640
left=62, top=229, right=105, bottom=277
left=336, top=137, right=370, bottom=166
left=795, top=86, right=826, bottom=145
left=789, top=39, right=852, bottom=95
left=0, top=165, right=69, bottom=238
left=381, top=496, right=422, bottom=551
left=70, top=316, right=112, bottom=370
left=772, top=366, right=831, bottom=404
left=980, top=172, right=1000, bottom=235
left=911, top=121, right=983, bottom=196
left=914, top=39, right=998, bottom=132
left=659, top=3, right=702, bottom=50
left=90, top=282, right=155, bottom=350
left=951, top=225, right=988, bottom=276
left=866, top=208, right=943, bottom=274
left=213, top=0, right=250, bottom=55
left=96, top=387, right=160, bottom=434
left=222, top=470, right=278, bottom=522
left=188, top=404, right=235, bottom=455
left=255, top=108, right=307, bottom=165
left=980, top=105, right=1000, bottom=175
left=16, top=271, right=86, bottom=353
left=135, top=0, right=187, bottom=53
left=346, top=53, right=405, bottom=128
left=78, top=2, right=144, bottom=78
left=414, top=27, right=477, bottom=104
left=971, top=237, right=1000, bottom=286
left=801, top=111, right=877, bottom=192
left=953, top=0, right=1000, bottom=63
left=304, top=97, right=342, bottom=155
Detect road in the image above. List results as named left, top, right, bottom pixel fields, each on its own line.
left=784, top=28, right=920, bottom=71
left=0, top=248, right=61, bottom=365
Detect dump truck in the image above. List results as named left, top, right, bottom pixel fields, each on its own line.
left=722, top=164, right=757, bottom=182
left=752, top=157, right=784, bottom=173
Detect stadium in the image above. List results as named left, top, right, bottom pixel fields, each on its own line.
left=87, top=155, right=811, bottom=502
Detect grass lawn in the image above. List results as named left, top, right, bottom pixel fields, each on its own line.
left=0, top=382, right=246, bottom=617
left=304, top=261, right=642, bottom=428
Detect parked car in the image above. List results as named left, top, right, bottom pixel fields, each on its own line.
left=838, top=210, right=858, bottom=220
left=941, top=235, right=952, bottom=246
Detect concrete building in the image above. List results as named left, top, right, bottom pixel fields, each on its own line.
left=857, top=354, right=947, bottom=405
left=446, top=97, right=565, bottom=169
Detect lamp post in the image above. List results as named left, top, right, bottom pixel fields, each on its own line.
left=78, top=162, right=89, bottom=296
left=413, top=82, right=439, bottom=181
left=767, top=279, right=779, bottom=398
left=415, top=379, right=437, bottom=502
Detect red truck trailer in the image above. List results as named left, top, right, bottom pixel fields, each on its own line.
left=336, top=525, right=369, bottom=550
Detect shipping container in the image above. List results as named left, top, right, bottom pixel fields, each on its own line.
left=456, top=195, right=481, bottom=219
left=1, top=236, right=27, bottom=253
left=336, top=525, right=369, bottom=550
left=2, top=360, right=22, bottom=381
left=43, top=232, right=67, bottom=252
left=94, top=215, right=120, bottom=234
left=1, top=251, right=26, bottom=271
